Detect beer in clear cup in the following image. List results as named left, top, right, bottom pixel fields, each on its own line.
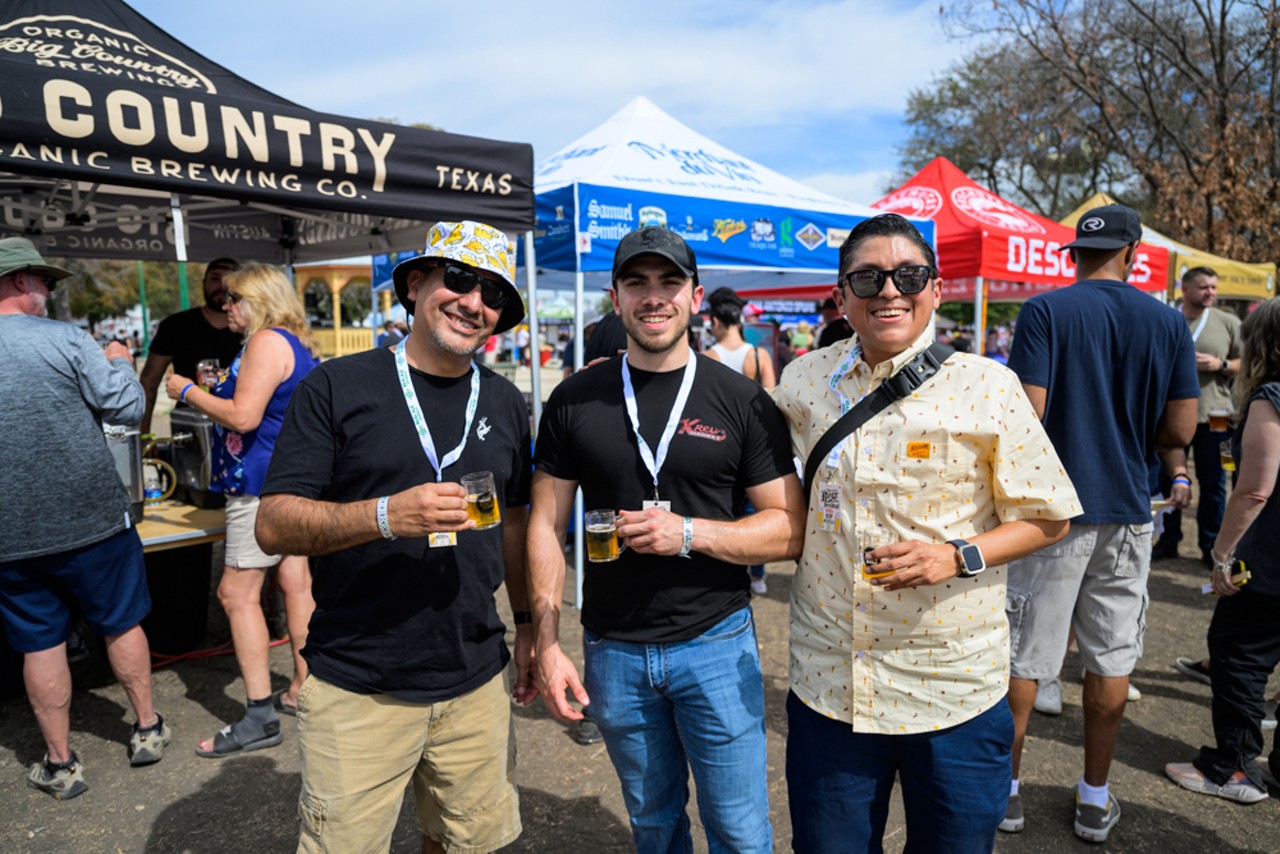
left=1208, top=407, right=1231, bottom=432
left=462, top=471, right=501, bottom=530
left=585, top=509, right=621, bottom=562
left=1220, top=440, right=1236, bottom=473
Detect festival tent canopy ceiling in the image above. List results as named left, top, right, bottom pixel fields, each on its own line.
left=0, top=0, right=534, bottom=263
left=1061, top=192, right=1274, bottom=301
left=871, top=157, right=1169, bottom=301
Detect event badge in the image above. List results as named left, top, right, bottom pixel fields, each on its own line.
left=642, top=500, right=672, bottom=512
left=818, top=483, right=842, bottom=533
left=428, top=532, right=457, bottom=549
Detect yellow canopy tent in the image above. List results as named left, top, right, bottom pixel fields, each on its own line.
left=1061, top=192, right=1275, bottom=300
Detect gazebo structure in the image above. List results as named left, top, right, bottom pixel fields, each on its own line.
left=294, top=262, right=374, bottom=357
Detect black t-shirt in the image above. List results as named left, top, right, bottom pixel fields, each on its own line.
left=261, top=348, right=532, bottom=701
left=816, top=318, right=853, bottom=349
left=582, top=312, right=629, bottom=363
left=148, top=307, right=243, bottom=380
left=535, top=353, right=795, bottom=642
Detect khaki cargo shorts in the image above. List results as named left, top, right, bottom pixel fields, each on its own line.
left=295, top=670, right=520, bottom=853
left=1007, top=522, right=1152, bottom=680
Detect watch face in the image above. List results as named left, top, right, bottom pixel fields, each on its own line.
left=959, top=544, right=985, bottom=575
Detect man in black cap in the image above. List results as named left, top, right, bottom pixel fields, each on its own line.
left=815, top=295, right=853, bottom=348
left=1002, top=205, right=1198, bottom=842
left=0, top=237, right=171, bottom=800
left=138, top=257, right=242, bottom=433
left=256, top=220, right=535, bottom=854
left=527, top=226, right=805, bottom=852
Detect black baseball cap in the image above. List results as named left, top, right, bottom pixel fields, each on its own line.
left=612, top=227, right=698, bottom=283
left=1064, top=204, right=1142, bottom=251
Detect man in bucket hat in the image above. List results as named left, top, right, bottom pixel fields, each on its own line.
left=257, top=221, right=536, bottom=853
left=0, top=237, right=172, bottom=799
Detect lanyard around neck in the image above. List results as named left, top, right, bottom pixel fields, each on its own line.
left=620, top=351, right=697, bottom=496
left=394, top=344, right=480, bottom=482
left=1189, top=310, right=1209, bottom=343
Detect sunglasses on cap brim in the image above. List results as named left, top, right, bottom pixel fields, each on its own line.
left=841, top=265, right=936, bottom=299
left=434, top=262, right=510, bottom=310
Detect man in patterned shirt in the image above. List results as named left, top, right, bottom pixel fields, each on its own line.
left=772, top=214, right=1079, bottom=853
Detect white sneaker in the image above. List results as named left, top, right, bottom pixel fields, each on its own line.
left=1034, top=678, right=1063, bottom=716
left=1128, top=682, right=1142, bottom=702
left=749, top=577, right=767, bottom=595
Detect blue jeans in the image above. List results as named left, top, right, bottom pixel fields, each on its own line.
left=787, top=692, right=1013, bottom=854
left=1157, top=422, right=1231, bottom=553
left=583, top=607, right=772, bottom=854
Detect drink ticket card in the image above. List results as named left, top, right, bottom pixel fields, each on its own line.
left=818, top=483, right=841, bottom=533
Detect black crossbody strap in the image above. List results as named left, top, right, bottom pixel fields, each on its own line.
left=803, top=343, right=954, bottom=507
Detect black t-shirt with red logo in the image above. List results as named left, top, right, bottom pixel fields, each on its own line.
left=535, top=353, right=794, bottom=642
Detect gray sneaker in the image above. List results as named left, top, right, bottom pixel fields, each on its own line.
left=27, top=753, right=88, bottom=800
left=1165, top=762, right=1268, bottom=804
left=998, top=793, right=1025, bottom=832
left=1034, top=678, right=1063, bottom=716
left=129, top=713, right=171, bottom=766
left=1073, top=792, right=1121, bottom=843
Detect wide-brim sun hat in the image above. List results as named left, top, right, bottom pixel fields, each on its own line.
left=0, top=237, right=73, bottom=285
left=392, top=221, right=524, bottom=335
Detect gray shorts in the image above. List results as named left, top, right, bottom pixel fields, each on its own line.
left=1007, top=522, right=1152, bottom=680
left=223, top=494, right=280, bottom=569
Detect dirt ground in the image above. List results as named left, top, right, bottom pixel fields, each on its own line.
left=1, top=514, right=1277, bottom=853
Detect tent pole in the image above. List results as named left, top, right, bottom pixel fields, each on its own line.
left=170, top=194, right=190, bottom=310
left=973, top=276, right=986, bottom=356
left=525, top=230, right=543, bottom=434
left=137, top=260, right=150, bottom=353
left=573, top=269, right=585, bottom=610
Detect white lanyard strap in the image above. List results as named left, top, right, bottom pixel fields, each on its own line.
left=1190, top=310, right=1209, bottom=343
left=825, top=342, right=868, bottom=471
left=621, top=350, right=697, bottom=494
left=394, top=344, right=480, bottom=482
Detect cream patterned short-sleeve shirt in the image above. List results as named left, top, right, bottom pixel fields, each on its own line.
left=773, top=330, right=1080, bottom=734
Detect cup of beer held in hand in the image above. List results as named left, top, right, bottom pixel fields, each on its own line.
left=461, top=471, right=501, bottom=530
left=1220, top=439, right=1236, bottom=473
left=585, top=509, right=622, bottom=563
left=1208, top=407, right=1232, bottom=432
left=196, top=358, right=221, bottom=390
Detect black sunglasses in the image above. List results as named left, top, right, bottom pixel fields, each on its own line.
left=225, top=290, right=245, bottom=304
left=438, top=263, right=509, bottom=310
left=842, top=265, right=935, bottom=299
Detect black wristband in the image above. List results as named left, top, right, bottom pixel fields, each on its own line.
left=512, top=611, right=533, bottom=625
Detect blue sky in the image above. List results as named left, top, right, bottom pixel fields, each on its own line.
left=130, top=0, right=968, bottom=206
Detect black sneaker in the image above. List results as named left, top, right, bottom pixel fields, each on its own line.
left=572, top=718, right=604, bottom=745
left=1173, top=657, right=1213, bottom=686
left=27, top=753, right=88, bottom=800
left=1151, top=540, right=1179, bottom=560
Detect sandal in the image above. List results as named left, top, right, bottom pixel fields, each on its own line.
left=272, top=689, right=298, bottom=717
left=195, top=719, right=282, bottom=759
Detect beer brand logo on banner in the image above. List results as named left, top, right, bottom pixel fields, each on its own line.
left=951, top=187, right=1045, bottom=234
left=0, top=14, right=216, bottom=92
left=713, top=218, right=746, bottom=243
left=638, top=206, right=668, bottom=228
left=795, top=222, right=825, bottom=251
left=750, top=218, right=774, bottom=242
left=874, top=185, right=943, bottom=219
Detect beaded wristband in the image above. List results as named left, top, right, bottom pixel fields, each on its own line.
left=376, top=495, right=396, bottom=540
left=679, top=516, right=693, bottom=558
left=179, top=382, right=195, bottom=403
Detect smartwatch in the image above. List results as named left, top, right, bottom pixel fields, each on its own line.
left=947, top=539, right=986, bottom=577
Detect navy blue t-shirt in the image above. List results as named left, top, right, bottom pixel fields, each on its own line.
left=1008, top=279, right=1198, bottom=524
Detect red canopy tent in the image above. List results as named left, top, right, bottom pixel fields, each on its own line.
left=870, top=157, right=1168, bottom=301
left=737, top=157, right=1169, bottom=346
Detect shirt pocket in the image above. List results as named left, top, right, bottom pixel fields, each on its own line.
left=899, top=435, right=981, bottom=522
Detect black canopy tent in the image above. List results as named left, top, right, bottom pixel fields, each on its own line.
left=0, top=0, right=535, bottom=263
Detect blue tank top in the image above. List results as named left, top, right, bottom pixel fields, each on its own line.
left=211, top=328, right=320, bottom=496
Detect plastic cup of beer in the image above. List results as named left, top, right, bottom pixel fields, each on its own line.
left=1208, top=407, right=1231, bottom=432
left=461, top=471, right=501, bottom=530
left=196, top=358, right=221, bottom=390
left=1220, top=439, right=1236, bottom=473
left=585, top=509, right=622, bottom=562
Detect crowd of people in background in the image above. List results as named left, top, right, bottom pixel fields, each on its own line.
left=1, top=204, right=1275, bottom=854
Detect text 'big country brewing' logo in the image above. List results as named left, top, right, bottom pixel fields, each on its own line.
left=0, top=14, right=216, bottom=92
left=873, top=186, right=944, bottom=220
left=951, top=187, right=1045, bottom=234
